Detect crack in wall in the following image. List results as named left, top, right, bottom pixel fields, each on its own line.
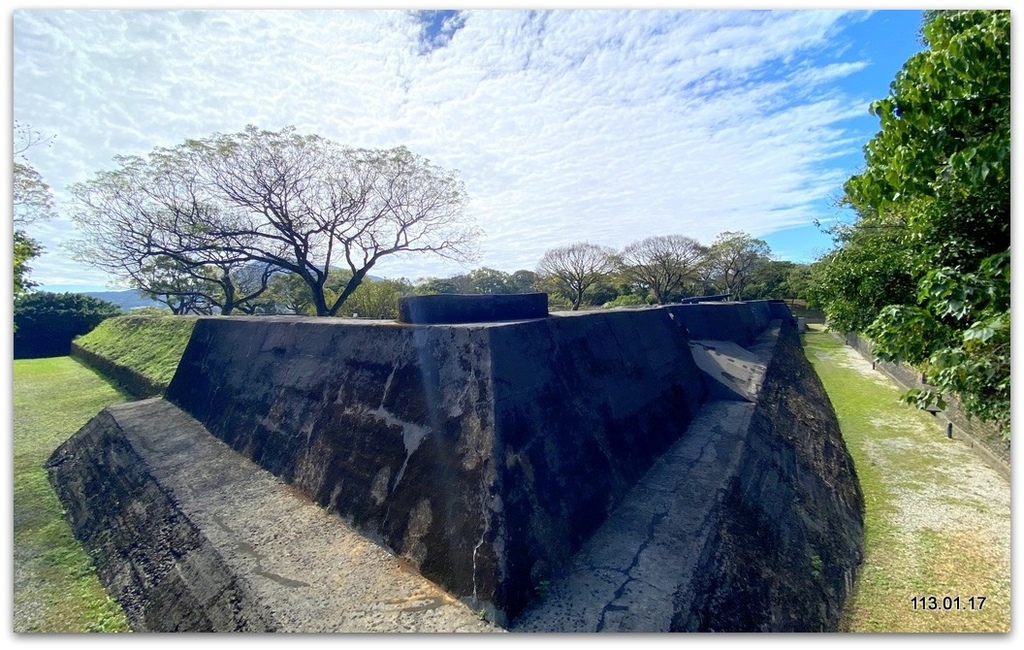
left=594, top=509, right=668, bottom=632
left=210, top=513, right=310, bottom=589
left=471, top=480, right=492, bottom=603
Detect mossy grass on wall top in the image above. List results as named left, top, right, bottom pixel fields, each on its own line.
left=73, top=314, right=197, bottom=387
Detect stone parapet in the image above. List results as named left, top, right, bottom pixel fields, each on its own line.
left=48, top=301, right=864, bottom=632
left=161, top=308, right=707, bottom=623
left=398, top=292, right=549, bottom=324
left=46, top=399, right=499, bottom=632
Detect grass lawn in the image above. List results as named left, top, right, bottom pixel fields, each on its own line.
left=803, top=326, right=1010, bottom=633
left=12, top=356, right=131, bottom=633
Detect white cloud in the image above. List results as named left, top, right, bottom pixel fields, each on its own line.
left=12, top=8, right=884, bottom=288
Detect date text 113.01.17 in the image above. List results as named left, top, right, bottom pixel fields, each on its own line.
left=910, top=596, right=986, bottom=611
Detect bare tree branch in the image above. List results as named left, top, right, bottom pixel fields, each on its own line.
left=620, top=235, right=707, bottom=304
left=67, top=126, right=481, bottom=316
left=536, top=242, right=617, bottom=310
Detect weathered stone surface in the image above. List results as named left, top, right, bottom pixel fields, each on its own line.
left=510, top=319, right=864, bottom=632
left=49, top=302, right=864, bottom=633
left=398, top=293, right=549, bottom=324
left=46, top=399, right=500, bottom=633
left=687, top=339, right=767, bottom=402
left=161, top=308, right=706, bottom=623
left=664, top=301, right=774, bottom=346
left=674, top=320, right=864, bottom=631
left=47, top=407, right=277, bottom=632
left=511, top=399, right=757, bottom=633
left=487, top=310, right=707, bottom=616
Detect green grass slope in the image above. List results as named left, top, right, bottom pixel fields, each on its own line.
left=73, top=314, right=197, bottom=388
left=13, top=357, right=131, bottom=632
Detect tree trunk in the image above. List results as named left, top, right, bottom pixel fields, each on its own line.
left=327, top=267, right=372, bottom=317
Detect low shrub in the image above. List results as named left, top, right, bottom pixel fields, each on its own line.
left=14, top=292, right=121, bottom=359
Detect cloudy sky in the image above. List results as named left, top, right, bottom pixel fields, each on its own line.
left=10, top=6, right=927, bottom=292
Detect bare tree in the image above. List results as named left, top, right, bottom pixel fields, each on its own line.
left=67, top=152, right=275, bottom=314
left=13, top=121, right=57, bottom=295
left=132, top=256, right=218, bottom=315
left=619, top=235, right=706, bottom=304
left=68, top=125, right=481, bottom=316
left=130, top=256, right=279, bottom=316
left=13, top=120, right=57, bottom=226
left=536, top=242, right=617, bottom=310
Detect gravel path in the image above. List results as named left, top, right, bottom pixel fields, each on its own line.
left=809, top=336, right=1011, bottom=632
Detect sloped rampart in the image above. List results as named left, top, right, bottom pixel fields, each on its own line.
left=48, top=301, right=863, bottom=632
left=161, top=308, right=707, bottom=622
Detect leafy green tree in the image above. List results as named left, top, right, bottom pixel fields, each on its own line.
left=467, top=267, right=514, bottom=294
left=817, top=10, right=1009, bottom=435
left=413, top=276, right=471, bottom=295
left=509, top=270, right=538, bottom=294
left=14, top=292, right=121, bottom=359
left=845, top=10, right=1009, bottom=272
left=705, top=231, right=772, bottom=300
left=341, top=278, right=413, bottom=319
left=867, top=251, right=1008, bottom=429
left=412, top=268, right=541, bottom=296
left=13, top=231, right=42, bottom=297
left=807, top=220, right=917, bottom=332
left=744, top=260, right=798, bottom=300
left=783, top=264, right=814, bottom=303
left=601, top=293, right=649, bottom=308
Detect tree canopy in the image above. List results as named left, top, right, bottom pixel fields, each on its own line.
left=704, top=231, right=772, bottom=300
left=813, top=10, right=1010, bottom=435
left=619, top=235, right=705, bottom=304
left=535, top=242, right=617, bottom=310
left=12, top=121, right=56, bottom=297
left=14, top=292, right=121, bottom=359
left=68, top=125, right=480, bottom=316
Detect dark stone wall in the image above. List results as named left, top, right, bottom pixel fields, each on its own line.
left=488, top=309, right=708, bottom=616
left=664, top=301, right=774, bottom=345
left=50, top=304, right=863, bottom=631
left=399, top=293, right=549, bottom=324
left=163, top=311, right=709, bottom=623
left=674, top=321, right=864, bottom=631
left=46, top=410, right=277, bottom=632
left=165, top=317, right=499, bottom=609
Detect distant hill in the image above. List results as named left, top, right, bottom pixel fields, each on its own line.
left=83, top=290, right=167, bottom=312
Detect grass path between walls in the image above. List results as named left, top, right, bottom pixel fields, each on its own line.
left=803, top=325, right=1010, bottom=633
left=12, top=357, right=130, bottom=633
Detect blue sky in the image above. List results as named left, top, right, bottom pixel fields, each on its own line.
left=10, top=6, right=928, bottom=293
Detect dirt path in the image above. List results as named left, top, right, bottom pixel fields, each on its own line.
left=804, top=329, right=1010, bottom=632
